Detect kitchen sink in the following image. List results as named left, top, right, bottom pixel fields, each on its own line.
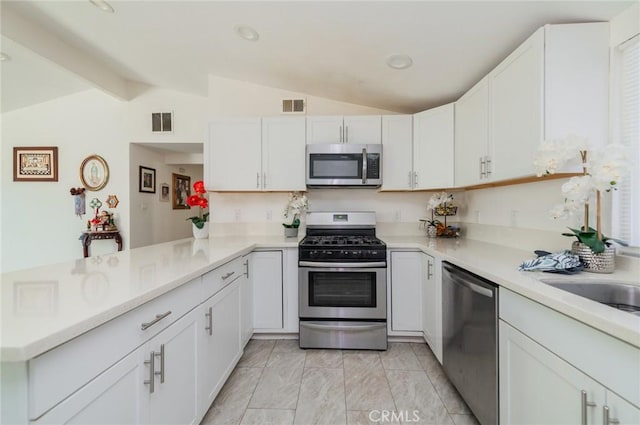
left=539, top=279, right=640, bottom=316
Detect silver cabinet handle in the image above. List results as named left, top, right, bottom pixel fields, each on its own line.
left=480, top=157, right=486, bottom=178
left=345, top=126, right=349, bottom=143
left=222, top=271, right=235, bottom=280
left=603, top=406, right=620, bottom=425
left=427, top=260, right=433, bottom=280
left=414, top=171, right=418, bottom=187
left=339, top=125, right=343, bottom=143
left=256, top=172, right=260, bottom=189
left=485, top=156, right=492, bottom=177
left=141, top=311, right=172, bottom=330
left=154, top=344, right=165, bottom=383
left=144, top=351, right=155, bottom=393
left=263, top=172, right=267, bottom=188
left=581, top=390, right=597, bottom=425
left=205, top=306, right=213, bottom=336
left=243, top=260, right=249, bottom=278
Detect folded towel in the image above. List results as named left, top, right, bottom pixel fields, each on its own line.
left=519, top=250, right=583, bottom=273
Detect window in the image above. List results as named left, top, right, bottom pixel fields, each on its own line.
left=612, top=34, right=640, bottom=248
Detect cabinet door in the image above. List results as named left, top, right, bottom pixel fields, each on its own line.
left=33, top=346, right=148, bottom=425
left=306, top=116, right=343, bottom=144
left=605, top=390, right=640, bottom=425
left=262, top=116, right=306, bottom=191
left=198, top=280, right=242, bottom=415
left=381, top=115, right=413, bottom=190
left=454, top=77, right=489, bottom=187
left=490, top=28, right=544, bottom=181
left=343, top=115, right=382, bottom=144
left=413, top=104, right=454, bottom=189
left=421, top=254, right=437, bottom=351
left=148, top=308, right=199, bottom=425
left=251, top=251, right=284, bottom=330
left=207, top=118, right=262, bottom=190
left=390, top=251, right=422, bottom=332
left=240, top=255, right=253, bottom=346
left=500, top=320, right=605, bottom=425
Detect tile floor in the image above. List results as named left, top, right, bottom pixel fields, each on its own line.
left=201, top=340, right=479, bottom=425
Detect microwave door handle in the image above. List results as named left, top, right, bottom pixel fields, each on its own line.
left=362, top=148, right=367, bottom=184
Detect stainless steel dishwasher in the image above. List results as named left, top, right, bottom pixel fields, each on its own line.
left=442, top=261, right=498, bottom=425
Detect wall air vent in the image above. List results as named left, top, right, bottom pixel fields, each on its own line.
left=282, top=99, right=305, bottom=114
left=152, top=112, right=173, bottom=132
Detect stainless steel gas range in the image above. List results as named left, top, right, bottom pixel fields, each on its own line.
left=298, top=212, right=387, bottom=350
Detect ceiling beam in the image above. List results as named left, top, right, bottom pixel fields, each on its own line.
left=1, top=6, right=131, bottom=101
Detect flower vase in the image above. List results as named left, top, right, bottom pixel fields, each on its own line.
left=284, top=227, right=298, bottom=238
left=192, top=222, right=209, bottom=240
left=427, top=226, right=437, bottom=238
left=571, top=241, right=615, bottom=273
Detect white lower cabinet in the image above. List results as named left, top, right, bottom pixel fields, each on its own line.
left=35, top=308, right=200, bottom=425
left=33, top=347, right=148, bottom=424
left=251, top=250, right=284, bottom=331
left=390, top=251, right=422, bottom=333
left=198, top=279, right=242, bottom=418
left=500, top=288, right=640, bottom=425
left=421, top=253, right=442, bottom=361
left=500, top=321, right=639, bottom=425
left=147, top=309, right=199, bottom=425
left=240, top=255, right=253, bottom=346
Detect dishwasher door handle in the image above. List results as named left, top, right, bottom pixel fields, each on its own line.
left=451, top=275, right=494, bottom=298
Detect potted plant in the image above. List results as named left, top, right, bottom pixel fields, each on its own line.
left=186, top=180, right=210, bottom=239
left=534, top=135, right=629, bottom=272
left=282, top=192, right=308, bottom=238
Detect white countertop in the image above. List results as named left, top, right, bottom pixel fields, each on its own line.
left=0, top=235, right=300, bottom=362
left=1, top=234, right=638, bottom=362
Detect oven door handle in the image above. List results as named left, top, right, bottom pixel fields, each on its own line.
left=299, top=261, right=387, bottom=268
left=302, top=322, right=385, bottom=331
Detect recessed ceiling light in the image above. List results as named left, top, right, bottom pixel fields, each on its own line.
left=0, top=52, right=11, bottom=61
left=386, top=54, right=413, bottom=70
left=89, top=0, right=114, bottom=13
left=235, top=25, right=260, bottom=42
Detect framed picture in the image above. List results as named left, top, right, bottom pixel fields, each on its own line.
left=159, top=183, right=170, bottom=202
left=80, top=155, right=109, bottom=191
left=13, top=146, right=58, bottom=182
left=172, top=173, right=190, bottom=209
left=139, top=166, right=156, bottom=193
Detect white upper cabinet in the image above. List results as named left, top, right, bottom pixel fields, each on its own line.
left=306, top=115, right=381, bottom=144
left=454, top=22, right=609, bottom=186
left=454, top=77, right=490, bottom=187
left=381, top=115, right=413, bottom=190
left=206, top=116, right=305, bottom=191
left=206, top=118, right=261, bottom=191
left=413, top=103, right=455, bottom=190
left=261, top=116, right=306, bottom=191
left=489, top=28, right=545, bottom=181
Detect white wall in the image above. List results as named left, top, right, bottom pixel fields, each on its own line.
left=2, top=90, right=129, bottom=272
left=1, top=87, right=209, bottom=272
left=129, top=144, right=204, bottom=248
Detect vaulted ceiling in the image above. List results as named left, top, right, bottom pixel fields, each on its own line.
left=1, top=1, right=634, bottom=114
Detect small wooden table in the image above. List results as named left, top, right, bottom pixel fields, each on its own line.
left=80, top=230, right=123, bottom=258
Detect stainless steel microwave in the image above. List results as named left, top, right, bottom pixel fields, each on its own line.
left=306, top=144, right=382, bottom=187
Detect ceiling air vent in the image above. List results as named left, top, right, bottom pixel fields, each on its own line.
left=282, top=99, right=305, bottom=114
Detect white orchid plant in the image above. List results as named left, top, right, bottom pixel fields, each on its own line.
left=423, top=191, right=456, bottom=227
left=534, top=134, right=630, bottom=253
left=283, top=192, right=308, bottom=228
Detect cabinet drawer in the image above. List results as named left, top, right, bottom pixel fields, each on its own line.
left=202, top=256, right=245, bottom=301
left=28, top=277, right=201, bottom=420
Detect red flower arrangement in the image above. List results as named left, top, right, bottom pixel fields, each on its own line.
left=186, top=180, right=209, bottom=229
